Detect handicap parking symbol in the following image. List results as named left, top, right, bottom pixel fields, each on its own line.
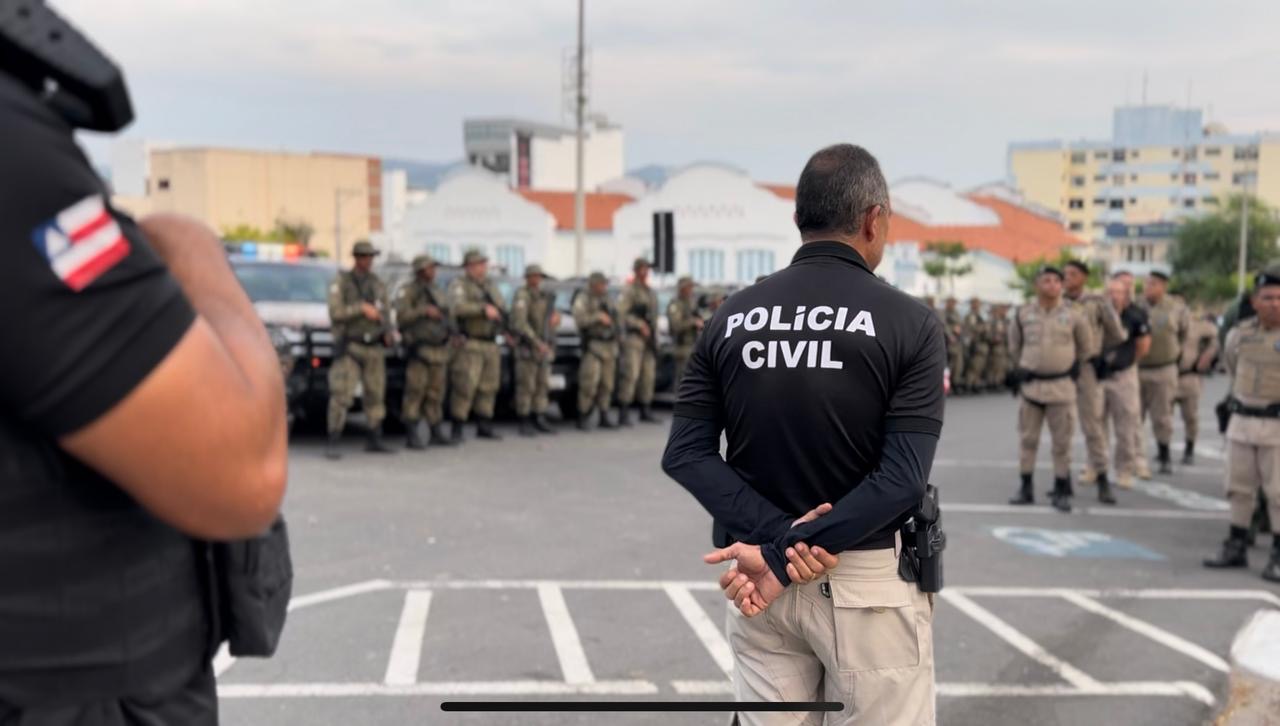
left=991, top=527, right=1165, bottom=560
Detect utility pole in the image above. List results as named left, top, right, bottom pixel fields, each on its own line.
left=573, top=0, right=586, bottom=277
left=1237, top=177, right=1251, bottom=296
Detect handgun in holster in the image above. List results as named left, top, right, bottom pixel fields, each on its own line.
left=898, top=484, right=946, bottom=593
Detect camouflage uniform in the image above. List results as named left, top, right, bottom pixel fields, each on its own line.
left=395, top=262, right=452, bottom=439
left=986, top=306, right=1011, bottom=390
left=667, top=278, right=701, bottom=392
left=573, top=278, right=620, bottom=425
left=511, top=277, right=556, bottom=421
left=961, top=302, right=988, bottom=391
left=616, top=274, right=659, bottom=417
left=1065, top=289, right=1127, bottom=484
left=943, top=302, right=965, bottom=389
left=448, top=274, right=506, bottom=424
left=327, top=267, right=390, bottom=436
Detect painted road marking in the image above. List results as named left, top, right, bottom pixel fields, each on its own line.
left=1057, top=592, right=1229, bottom=673
left=1129, top=480, right=1229, bottom=511
left=990, top=527, right=1164, bottom=560
left=664, top=584, right=734, bottom=676
left=537, top=583, right=595, bottom=685
left=384, top=590, right=432, bottom=686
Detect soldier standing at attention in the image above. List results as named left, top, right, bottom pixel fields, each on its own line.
left=1100, top=275, right=1151, bottom=490
left=395, top=254, right=455, bottom=450
left=1137, top=270, right=1190, bottom=475
left=668, top=275, right=704, bottom=390
left=1063, top=260, right=1127, bottom=500
left=573, top=272, right=620, bottom=430
left=511, top=264, right=560, bottom=436
left=1174, top=311, right=1220, bottom=464
left=326, top=239, right=394, bottom=459
left=986, top=303, right=1012, bottom=392
left=448, top=249, right=507, bottom=443
left=1008, top=266, right=1090, bottom=512
left=1202, top=268, right=1280, bottom=582
left=962, top=297, right=989, bottom=393
left=943, top=296, right=966, bottom=393
left=616, top=257, right=662, bottom=425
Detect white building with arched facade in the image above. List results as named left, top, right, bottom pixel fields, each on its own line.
left=611, top=163, right=800, bottom=285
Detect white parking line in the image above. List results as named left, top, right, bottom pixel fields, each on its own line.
left=938, top=681, right=1216, bottom=706
left=384, top=590, right=432, bottom=686
left=664, top=584, right=734, bottom=676
left=537, top=583, right=596, bottom=685
left=1057, top=592, right=1229, bottom=673
left=939, top=591, right=1102, bottom=690
left=953, top=586, right=1280, bottom=607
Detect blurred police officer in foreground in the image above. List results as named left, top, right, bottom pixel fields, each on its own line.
left=1136, top=270, right=1190, bottom=475
left=616, top=257, right=661, bottom=425
left=1008, top=266, right=1090, bottom=511
left=1062, top=261, right=1126, bottom=496
left=511, top=264, right=560, bottom=436
left=1203, top=269, right=1280, bottom=582
left=1175, top=311, right=1219, bottom=465
left=663, top=144, right=945, bottom=725
left=395, top=254, right=455, bottom=450
left=326, top=240, right=394, bottom=459
left=0, top=7, right=288, bottom=720
left=572, top=272, right=620, bottom=430
left=1101, top=275, right=1151, bottom=490
left=667, top=276, right=703, bottom=390
left=448, top=249, right=507, bottom=442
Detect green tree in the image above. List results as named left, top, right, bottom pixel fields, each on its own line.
left=922, top=240, right=973, bottom=295
left=1008, top=251, right=1104, bottom=300
left=1170, top=194, right=1280, bottom=303
left=273, top=218, right=315, bottom=248
left=221, top=223, right=282, bottom=242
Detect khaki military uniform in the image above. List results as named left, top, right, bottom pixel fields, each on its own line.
left=667, top=295, right=700, bottom=391
left=986, top=312, right=1011, bottom=389
left=327, top=269, right=390, bottom=434
left=395, top=278, right=452, bottom=427
left=1066, top=290, right=1127, bottom=475
left=573, top=290, right=620, bottom=415
left=1138, top=295, right=1190, bottom=448
left=943, top=308, right=965, bottom=385
left=727, top=547, right=935, bottom=726
left=1011, top=300, right=1090, bottom=478
left=1175, top=318, right=1220, bottom=445
left=616, top=281, right=659, bottom=407
left=1222, top=319, right=1280, bottom=529
left=511, top=285, right=556, bottom=418
left=962, top=310, right=989, bottom=390
left=448, top=275, right=506, bottom=422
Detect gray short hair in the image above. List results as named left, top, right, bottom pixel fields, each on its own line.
left=795, top=144, right=889, bottom=237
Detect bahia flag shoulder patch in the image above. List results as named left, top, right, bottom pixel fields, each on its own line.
left=31, top=194, right=131, bottom=292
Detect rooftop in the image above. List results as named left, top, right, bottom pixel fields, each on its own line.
left=517, top=190, right=635, bottom=232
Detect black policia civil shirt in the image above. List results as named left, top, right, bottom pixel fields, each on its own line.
left=662, top=241, right=946, bottom=585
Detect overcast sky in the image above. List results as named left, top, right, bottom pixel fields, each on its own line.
left=64, top=0, right=1280, bottom=188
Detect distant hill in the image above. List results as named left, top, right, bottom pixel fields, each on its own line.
left=382, top=158, right=465, bottom=190
left=625, top=164, right=671, bottom=188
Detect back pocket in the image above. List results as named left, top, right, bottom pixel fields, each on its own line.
left=830, top=577, right=920, bottom=672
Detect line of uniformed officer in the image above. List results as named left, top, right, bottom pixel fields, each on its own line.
left=921, top=296, right=1015, bottom=394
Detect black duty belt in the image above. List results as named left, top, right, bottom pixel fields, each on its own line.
left=346, top=334, right=384, bottom=346
left=1227, top=397, right=1280, bottom=419
left=1139, top=361, right=1177, bottom=370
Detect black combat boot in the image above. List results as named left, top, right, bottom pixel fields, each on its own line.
left=618, top=406, right=633, bottom=427
left=533, top=414, right=556, bottom=434
left=476, top=418, right=503, bottom=440
left=404, top=421, right=427, bottom=450
left=639, top=404, right=661, bottom=423
left=365, top=425, right=395, bottom=453
left=598, top=408, right=617, bottom=430
left=1050, top=476, right=1073, bottom=513
left=1156, top=443, right=1173, bottom=475
left=324, top=432, right=343, bottom=460
left=450, top=420, right=465, bottom=443
left=1262, top=540, right=1280, bottom=584
left=1203, top=527, right=1249, bottom=569
left=1096, top=473, right=1117, bottom=505
left=429, top=423, right=455, bottom=447
left=1182, top=440, right=1195, bottom=466
left=1009, top=473, right=1034, bottom=505
left=518, top=416, right=536, bottom=437
left=577, top=407, right=594, bottom=431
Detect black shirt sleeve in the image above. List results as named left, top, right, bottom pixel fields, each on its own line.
left=0, top=78, right=195, bottom=436
left=883, top=313, right=947, bottom=436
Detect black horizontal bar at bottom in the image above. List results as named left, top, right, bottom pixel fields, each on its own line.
left=440, top=701, right=844, bottom=713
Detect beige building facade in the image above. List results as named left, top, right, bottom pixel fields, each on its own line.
left=116, top=146, right=382, bottom=259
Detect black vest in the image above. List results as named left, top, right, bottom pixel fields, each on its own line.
left=0, top=416, right=207, bottom=707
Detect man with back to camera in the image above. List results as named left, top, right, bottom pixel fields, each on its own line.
left=1100, top=274, right=1151, bottom=491
left=0, top=7, right=288, bottom=721
left=663, top=144, right=945, bottom=725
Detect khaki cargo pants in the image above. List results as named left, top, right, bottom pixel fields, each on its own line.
left=726, top=547, right=935, bottom=726
left=450, top=339, right=501, bottom=422
left=1225, top=416, right=1280, bottom=529
left=1139, top=363, right=1178, bottom=447
left=577, top=340, right=618, bottom=415
left=328, top=341, right=386, bottom=434
left=514, top=351, right=551, bottom=417
left=1102, top=365, right=1142, bottom=478
left=617, top=335, right=656, bottom=407
left=1174, top=373, right=1202, bottom=444
left=1076, top=363, right=1109, bottom=473
left=1019, top=397, right=1076, bottom=478
left=402, top=343, right=450, bottom=426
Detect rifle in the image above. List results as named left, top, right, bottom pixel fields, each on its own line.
left=419, top=283, right=460, bottom=344
left=627, top=297, right=658, bottom=354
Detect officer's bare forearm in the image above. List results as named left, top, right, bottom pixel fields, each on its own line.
left=661, top=416, right=794, bottom=544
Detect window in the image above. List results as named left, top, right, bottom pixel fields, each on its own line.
left=1109, top=199, right=1125, bottom=209
left=1069, top=221, right=1084, bottom=232
left=1129, top=197, right=1137, bottom=205
left=1130, top=150, right=1139, bottom=159
left=1234, top=146, right=1260, bottom=160
left=1205, top=196, right=1220, bottom=206
left=1092, top=198, right=1106, bottom=206
left=1070, top=176, right=1086, bottom=188
left=1171, top=148, right=1180, bottom=158
left=736, top=250, right=776, bottom=283
left=1068, top=198, right=1084, bottom=209
left=495, top=245, right=524, bottom=275
left=1183, top=199, right=1196, bottom=208
left=1205, top=171, right=1220, bottom=181
left=1093, top=174, right=1106, bottom=182
left=1185, top=148, right=1198, bottom=161
left=1129, top=174, right=1138, bottom=181
left=1094, top=150, right=1110, bottom=160
left=1070, top=151, right=1087, bottom=164
left=1112, top=149, right=1126, bottom=162
left=1170, top=173, right=1179, bottom=181
left=1091, top=221, right=1107, bottom=229
left=688, top=249, right=724, bottom=283
left=157, top=178, right=171, bottom=190
left=1112, top=175, right=1126, bottom=186
left=425, top=243, right=450, bottom=264
left=1233, top=171, right=1258, bottom=185
left=1184, top=173, right=1197, bottom=185
left=1204, top=147, right=1221, bottom=157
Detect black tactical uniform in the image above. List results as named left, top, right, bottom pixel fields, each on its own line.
left=0, top=72, right=215, bottom=723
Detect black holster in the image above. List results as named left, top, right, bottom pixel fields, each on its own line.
left=899, top=484, right=946, bottom=593
left=206, top=516, right=294, bottom=657
left=1216, top=397, right=1232, bottom=434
